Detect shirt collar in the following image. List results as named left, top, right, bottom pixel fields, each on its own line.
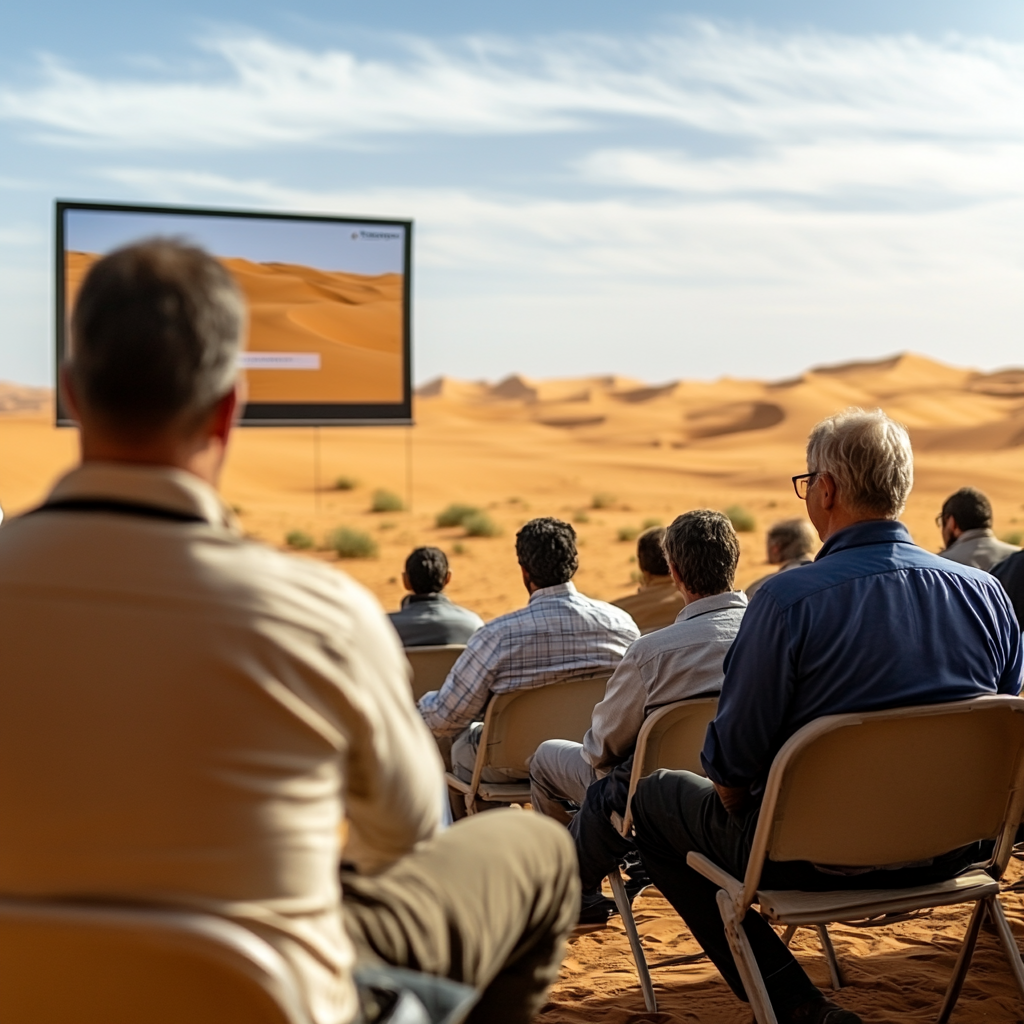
left=402, top=593, right=452, bottom=606
left=676, top=590, right=748, bottom=622
left=816, top=519, right=913, bottom=560
left=528, top=581, right=577, bottom=604
left=46, top=462, right=237, bottom=530
left=950, top=527, right=995, bottom=545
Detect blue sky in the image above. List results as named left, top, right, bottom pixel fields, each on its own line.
left=2, top=1, right=1023, bottom=387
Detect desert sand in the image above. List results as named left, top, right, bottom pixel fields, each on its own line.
left=4, top=352, right=1024, bottom=1021
left=65, top=252, right=404, bottom=403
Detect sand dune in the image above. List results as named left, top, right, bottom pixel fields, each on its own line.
left=65, top=252, right=405, bottom=403
left=4, top=350, right=1024, bottom=1021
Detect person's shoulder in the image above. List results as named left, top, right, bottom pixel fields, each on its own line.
left=576, top=590, right=641, bottom=624
left=994, top=549, right=1024, bottom=581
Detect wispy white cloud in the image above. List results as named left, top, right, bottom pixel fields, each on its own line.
left=1, top=26, right=1022, bottom=151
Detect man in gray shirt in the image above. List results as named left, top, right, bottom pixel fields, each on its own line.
left=529, top=510, right=746, bottom=923
left=389, top=547, right=484, bottom=647
left=937, top=487, right=1019, bottom=570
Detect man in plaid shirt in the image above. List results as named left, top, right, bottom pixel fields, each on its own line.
left=419, top=517, right=640, bottom=785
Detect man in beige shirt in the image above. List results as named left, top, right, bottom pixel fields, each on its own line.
left=0, top=240, right=576, bottom=1024
left=611, top=526, right=686, bottom=633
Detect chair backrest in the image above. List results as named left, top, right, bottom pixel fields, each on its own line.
left=406, top=645, right=467, bottom=702
left=743, top=696, right=1024, bottom=904
left=480, top=674, right=612, bottom=777
left=620, top=697, right=719, bottom=833
left=0, top=900, right=313, bottom=1024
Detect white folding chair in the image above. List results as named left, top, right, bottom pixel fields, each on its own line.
left=604, top=697, right=719, bottom=1012
left=446, top=674, right=611, bottom=815
left=0, top=899, right=313, bottom=1023
left=687, top=696, right=1024, bottom=1024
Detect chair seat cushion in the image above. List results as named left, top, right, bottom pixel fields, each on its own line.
left=757, top=869, right=998, bottom=925
left=476, top=782, right=532, bottom=802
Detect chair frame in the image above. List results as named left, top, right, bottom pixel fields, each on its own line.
left=405, top=644, right=467, bottom=703
left=687, top=696, right=1024, bottom=1024
left=0, top=898, right=314, bottom=1024
left=605, top=696, right=719, bottom=1013
left=445, top=673, right=612, bottom=815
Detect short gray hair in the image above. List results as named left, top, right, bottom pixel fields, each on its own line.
left=68, top=238, right=244, bottom=436
left=767, top=518, right=818, bottom=561
left=806, top=408, right=913, bottom=518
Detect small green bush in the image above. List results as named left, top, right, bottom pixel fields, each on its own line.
left=642, top=517, right=663, bottom=530
left=285, top=529, right=315, bottom=550
left=452, top=542, right=467, bottom=556
left=725, top=505, right=756, bottom=532
left=573, top=509, right=590, bottom=524
left=592, top=492, right=616, bottom=509
left=1002, top=531, right=1024, bottom=546
left=327, top=527, right=378, bottom=558
left=436, top=503, right=480, bottom=528
left=464, top=512, right=501, bottom=538
left=371, top=489, right=405, bottom=513
left=335, top=475, right=358, bottom=491
left=617, top=526, right=640, bottom=542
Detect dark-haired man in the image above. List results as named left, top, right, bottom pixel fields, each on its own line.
left=389, top=546, right=483, bottom=647
left=937, top=486, right=1019, bottom=570
left=611, top=526, right=686, bottom=633
left=419, top=517, right=639, bottom=785
left=0, top=240, right=579, bottom=1024
left=530, top=511, right=746, bottom=923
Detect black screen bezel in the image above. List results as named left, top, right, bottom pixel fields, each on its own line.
left=55, top=200, right=413, bottom=427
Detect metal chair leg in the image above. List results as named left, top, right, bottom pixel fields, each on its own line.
left=815, top=925, right=845, bottom=990
left=985, top=897, right=1024, bottom=1016
left=717, top=891, right=779, bottom=1024
left=936, top=899, right=987, bottom=1024
left=781, top=924, right=797, bottom=947
left=609, top=870, right=657, bottom=1013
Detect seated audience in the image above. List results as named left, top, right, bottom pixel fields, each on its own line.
left=937, top=486, right=1019, bottom=570
left=389, top=546, right=484, bottom=647
left=744, top=517, right=816, bottom=599
left=419, top=517, right=639, bottom=785
left=531, top=510, right=746, bottom=924
left=629, top=409, right=1022, bottom=1024
left=0, top=240, right=578, bottom=1024
left=611, top=526, right=686, bottom=632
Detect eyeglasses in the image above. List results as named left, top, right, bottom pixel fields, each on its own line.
left=935, top=513, right=947, bottom=527
left=792, top=473, right=819, bottom=500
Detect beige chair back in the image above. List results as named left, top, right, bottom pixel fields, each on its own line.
left=482, top=674, right=612, bottom=777
left=747, top=696, right=1024, bottom=898
left=620, top=697, right=718, bottom=834
left=406, top=645, right=466, bottom=702
left=0, top=900, right=312, bottom=1024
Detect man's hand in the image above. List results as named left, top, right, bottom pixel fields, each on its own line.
left=713, top=781, right=751, bottom=814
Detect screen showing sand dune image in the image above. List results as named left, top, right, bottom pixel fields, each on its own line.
left=59, top=205, right=411, bottom=423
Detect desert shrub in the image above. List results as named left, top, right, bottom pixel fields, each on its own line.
left=285, top=529, right=314, bottom=550
left=327, top=527, right=378, bottom=559
left=592, top=492, right=616, bottom=509
left=378, top=521, right=397, bottom=531
left=452, top=542, right=467, bottom=556
left=464, top=512, right=501, bottom=538
left=725, top=505, right=756, bottom=532
left=617, top=526, right=640, bottom=542
left=436, top=503, right=480, bottom=528
left=573, top=510, right=590, bottom=524
left=371, top=489, right=405, bottom=513
left=335, top=475, right=358, bottom=491
left=1002, top=531, right=1024, bottom=546
left=642, top=517, right=663, bottom=529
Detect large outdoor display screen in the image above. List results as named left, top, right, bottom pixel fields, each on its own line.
left=56, top=201, right=413, bottom=425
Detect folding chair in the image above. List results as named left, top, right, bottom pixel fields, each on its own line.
left=604, top=697, right=719, bottom=1013
left=406, top=644, right=467, bottom=703
left=687, top=695, right=1024, bottom=1024
left=445, top=674, right=611, bottom=815
left=0, top=899, right=314, bottom=1024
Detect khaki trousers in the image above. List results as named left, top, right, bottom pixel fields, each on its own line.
left=341, top=809, right=579, bottom=1024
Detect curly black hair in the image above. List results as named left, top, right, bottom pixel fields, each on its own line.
left=662, top=510, right=739, bottom=596
left=515, top=517, right=578, bottom=589
left=405, top=547, right=449, bottom=594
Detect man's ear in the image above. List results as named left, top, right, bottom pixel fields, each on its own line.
left=817, top=472, right=838, bottom=511
left=208, top=385, right=240, bottom=444
left=59, top=364, right=82, bottom=425
left=443, top=570, right=452, bottom=588
left=401, top=572, right=412, bottom=592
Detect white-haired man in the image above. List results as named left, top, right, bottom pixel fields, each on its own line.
left=0, top=240, right=577, bottom=1024
left=630, top=408, right=1023, bottom=1024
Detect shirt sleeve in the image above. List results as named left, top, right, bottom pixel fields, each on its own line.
left=337, top=590, right=444, bottom=874
left=417, top=624, right=503, bottom=735
left=582, top=648, right=646, bottom=771
left=701, top=593, right=795, bottom=789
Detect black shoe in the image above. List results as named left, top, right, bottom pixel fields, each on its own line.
left=576, top=891, right=617, bottom=929
left=623, top=863, right=651, bottom=903
left=784, top=996, right=863, bottom=1024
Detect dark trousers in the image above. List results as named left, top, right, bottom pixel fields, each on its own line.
left=568, top=759, right=636, bottom=893
left=631, top=770, right=985, bottom=1017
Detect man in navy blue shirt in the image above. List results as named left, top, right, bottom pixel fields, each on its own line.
left=631, top=409, right=1023, bottom=1024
